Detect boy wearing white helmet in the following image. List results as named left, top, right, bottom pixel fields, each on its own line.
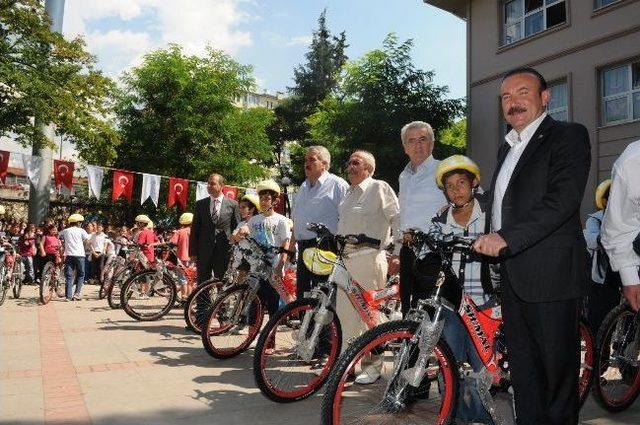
left=429, top=155, right=496, bottom=424
left=59, top=213, right=91, bottom=301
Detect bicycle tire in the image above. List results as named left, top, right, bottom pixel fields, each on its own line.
left=592, top=303, right=640, bottom=412
left=183, top=279, right=223, bottom=333
left=120, top=269, right=177, bottom=321
left=320, top=320, right=459, bottom=425
left=99, top=279, right=110, bottom=299
left=0, top=263, right=7, bottom=306
left=201, top=284, right=264, bottom=359
left=579, top=318, right=595, bottom=408
left=39, top=262, right=56, bottom=304
left=107, top=267, right=131, bottom=309
left=253, top=298, right=342, bottom=403
left=12, top=261, right=23, bottom=299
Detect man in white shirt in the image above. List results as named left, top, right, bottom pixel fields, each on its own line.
left=59, top=213, right=91, bottom=301
left=601, top=139, right=640, bottom=311
left=394, top=121, right=447, bottom=316
left=291, top=146, right=348, bottom=300
left=90, top=222, right=107, bottom=284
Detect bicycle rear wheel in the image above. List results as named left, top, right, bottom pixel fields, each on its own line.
left=201, top=284, right=264, bottom=359
left=12, top=261, right=23, bottom=299
left=107, top=268, right=131, bottom=309
left=39, top=262, right=57, bottom=304
left=120, top=269, right=177, bottom=321
left=321, top=320, right=458, bottom=425
left=184, top=279, right=223, bottom=333
left=253, top=298, right=342, bottom=403
left=592, top=303, right=640, bottom=412
left=0, top=263, right=7, bottom=306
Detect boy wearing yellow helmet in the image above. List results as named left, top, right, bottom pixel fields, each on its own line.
left=431, top=155, right=496, bottom=424
left=237, top=181, right=291, bottom=351
left=583, top=179, right=620, bottom=334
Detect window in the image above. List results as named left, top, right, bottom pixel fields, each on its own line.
left=547, top=80, right=568, bottom=121
left=503, top=0, right=566, bottom=45
left=601, top=61, right=640, bottom=125
left=595, top=0, right=620, bottom=8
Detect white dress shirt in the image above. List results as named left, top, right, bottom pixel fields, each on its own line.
left=492, top=112, right=547, bottom=231
left=601, top=139, right=640, bottom=286
left=292, top=171, right=348, bottom=240
left=398, top=156, right=446, bottom=233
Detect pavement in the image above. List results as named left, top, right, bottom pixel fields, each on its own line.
left=1, top=284, right=639, bottom=425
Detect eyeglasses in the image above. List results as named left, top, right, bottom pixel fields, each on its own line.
left=346, top=159, right=362, bottom=167
left=405, top=137, right=432, bottom=146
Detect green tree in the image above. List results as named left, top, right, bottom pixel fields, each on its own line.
left=439, top=118, right=467, bottom=151
left=307, top=34, right=465, bottom=187
left=0, top=0, right=119, bottom=164
left=269, top=9, right=347, bottom=150
left=114, top=44, right=275, bottom=184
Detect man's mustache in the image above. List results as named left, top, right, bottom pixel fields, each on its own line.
left=508, top=105, right=527, bottom=115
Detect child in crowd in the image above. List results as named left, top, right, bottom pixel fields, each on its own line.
left=171, top=212, right=193, bottom=303
left=230, top=193, right=261, bottom=283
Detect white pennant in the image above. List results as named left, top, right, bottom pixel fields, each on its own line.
left=196, top=181, right=208, bottom=201
left=21, top=154, right=43, bottom=187
left=85, top=165, right=104, bottom=199
left=141, top=173, right=161, bottom=206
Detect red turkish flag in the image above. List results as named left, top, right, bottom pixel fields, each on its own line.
left=53, top=159, right=74, bottom=191
left=0, top=150, right=9, bottom=184
left=112, top=170, right=134, bottom=203
left=168, top=177, right=189, bottom=209
left=222, top=185, right=238, bottom=200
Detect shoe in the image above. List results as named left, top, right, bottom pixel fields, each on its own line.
left=64, top=298, right=72, bottom=302
left=72, top=294, right=81, bottom=301
left=355, top=364, right=382, bottom=385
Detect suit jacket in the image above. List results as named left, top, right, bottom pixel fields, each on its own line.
left=485, top=116, right=591, bottom=302
left=189, top=196, right=240, bottom=264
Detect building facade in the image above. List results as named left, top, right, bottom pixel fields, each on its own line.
left=233, top=91, right=284, bottom=110
left=423, top=0, right=640, bottom=216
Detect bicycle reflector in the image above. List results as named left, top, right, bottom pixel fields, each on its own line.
left=302, top=248, right=337, bottom=276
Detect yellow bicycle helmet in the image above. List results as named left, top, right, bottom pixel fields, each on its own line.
left=302, top=247, right=337, bottom=276
left=595, top=179, right=612, bottom=210
left=241, top=193, right=261, bottom=212
left=179, top=212, right=193, bottom=225
left=436, top=155, right=481, bottom=189
left=256, top=179, right=281, bottom=196
left=134, top=214, right=150, bottom=224
left=68, top=213, right=85, bottom=223
left=147, top=220, right=154, bottom=229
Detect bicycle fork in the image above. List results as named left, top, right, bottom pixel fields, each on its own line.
left=296, top=288, right=335, bottom=362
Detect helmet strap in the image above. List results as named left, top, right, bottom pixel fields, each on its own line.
left=447, top=187, right=477, bottom=210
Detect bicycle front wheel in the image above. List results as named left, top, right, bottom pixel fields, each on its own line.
left=201, top=284, right=264, bottom=359
left=39, top=262, right=57, bottom=304
left=592, top=303, right=640, bottom=412
left=0, top=263, right=7, bottom=306
left=120, top=269, right=177, bottom=321
left=321, top=320, right=458, bottom=425
left=253, top=298, right=342, bottom=403
left=579, top=318, right=595, bottom=408
left=12, top=261, right=24, bottom=299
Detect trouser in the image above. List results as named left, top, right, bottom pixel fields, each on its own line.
left=442, top=309, right=494, bottom=424
left=399, top=245, right=434, bottom=317
left=587, top=270, right=621, bottom=336
left=195, top=249, right=231, bottom=327
left=258, top=278, right=280, bottom=316
left=501, top=274, right=580, bottom=425
left=336, top=249, right=387, bottom=353
left=21, top=256, right=34, bottom=282
left=93, top=253, right=105, bottom=283
left=64, top=256, right=86, bottom=299
left=295, top=239, right=330, bottom=300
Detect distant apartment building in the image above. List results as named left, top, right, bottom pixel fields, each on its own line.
left=423, top=0, right=640, bottom=215
left=234, top=91, right=284, bottom=110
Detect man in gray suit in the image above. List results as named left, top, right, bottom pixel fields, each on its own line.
left=190, top=173, right=240, bottom=283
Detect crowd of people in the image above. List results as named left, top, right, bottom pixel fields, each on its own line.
left=1, top=66, right=639, bottom=425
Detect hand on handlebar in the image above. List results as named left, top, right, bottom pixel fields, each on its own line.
left=472, top=233, right=508, bottom=257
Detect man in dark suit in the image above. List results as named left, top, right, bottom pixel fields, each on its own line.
left=189, top=173, right=240, bottom=283
left=474, top=67, right=590, bottom=425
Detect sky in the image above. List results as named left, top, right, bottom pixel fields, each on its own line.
left=62, top=0, right=467, bottom=98
left=3, top=0, right=467, bottom=161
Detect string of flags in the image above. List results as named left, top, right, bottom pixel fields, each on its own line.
left=0, top=149, right=248, bottom=209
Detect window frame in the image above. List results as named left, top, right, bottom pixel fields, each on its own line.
left=546, top=78, right=570, bottom=122
left=600, top=60, right=640, bottom=127
left=594, top=0, right=621, bottom=10
left=501, top=0, right=568, bottom=46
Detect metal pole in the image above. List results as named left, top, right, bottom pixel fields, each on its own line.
left=28, top=0, right=65, bottom=225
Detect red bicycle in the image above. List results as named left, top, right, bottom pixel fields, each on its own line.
left=321, top=229, right=594, bottom=425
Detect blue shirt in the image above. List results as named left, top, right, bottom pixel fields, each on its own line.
left=292, top=171, right=348, bottom=240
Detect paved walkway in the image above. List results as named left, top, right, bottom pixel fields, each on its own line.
left=1, top=285, right=639, bottom=425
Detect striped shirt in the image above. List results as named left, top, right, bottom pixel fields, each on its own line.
left=429, top=199, right=490, bottom=306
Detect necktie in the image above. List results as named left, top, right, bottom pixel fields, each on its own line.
left=211, top=199, right=219, bottom=223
